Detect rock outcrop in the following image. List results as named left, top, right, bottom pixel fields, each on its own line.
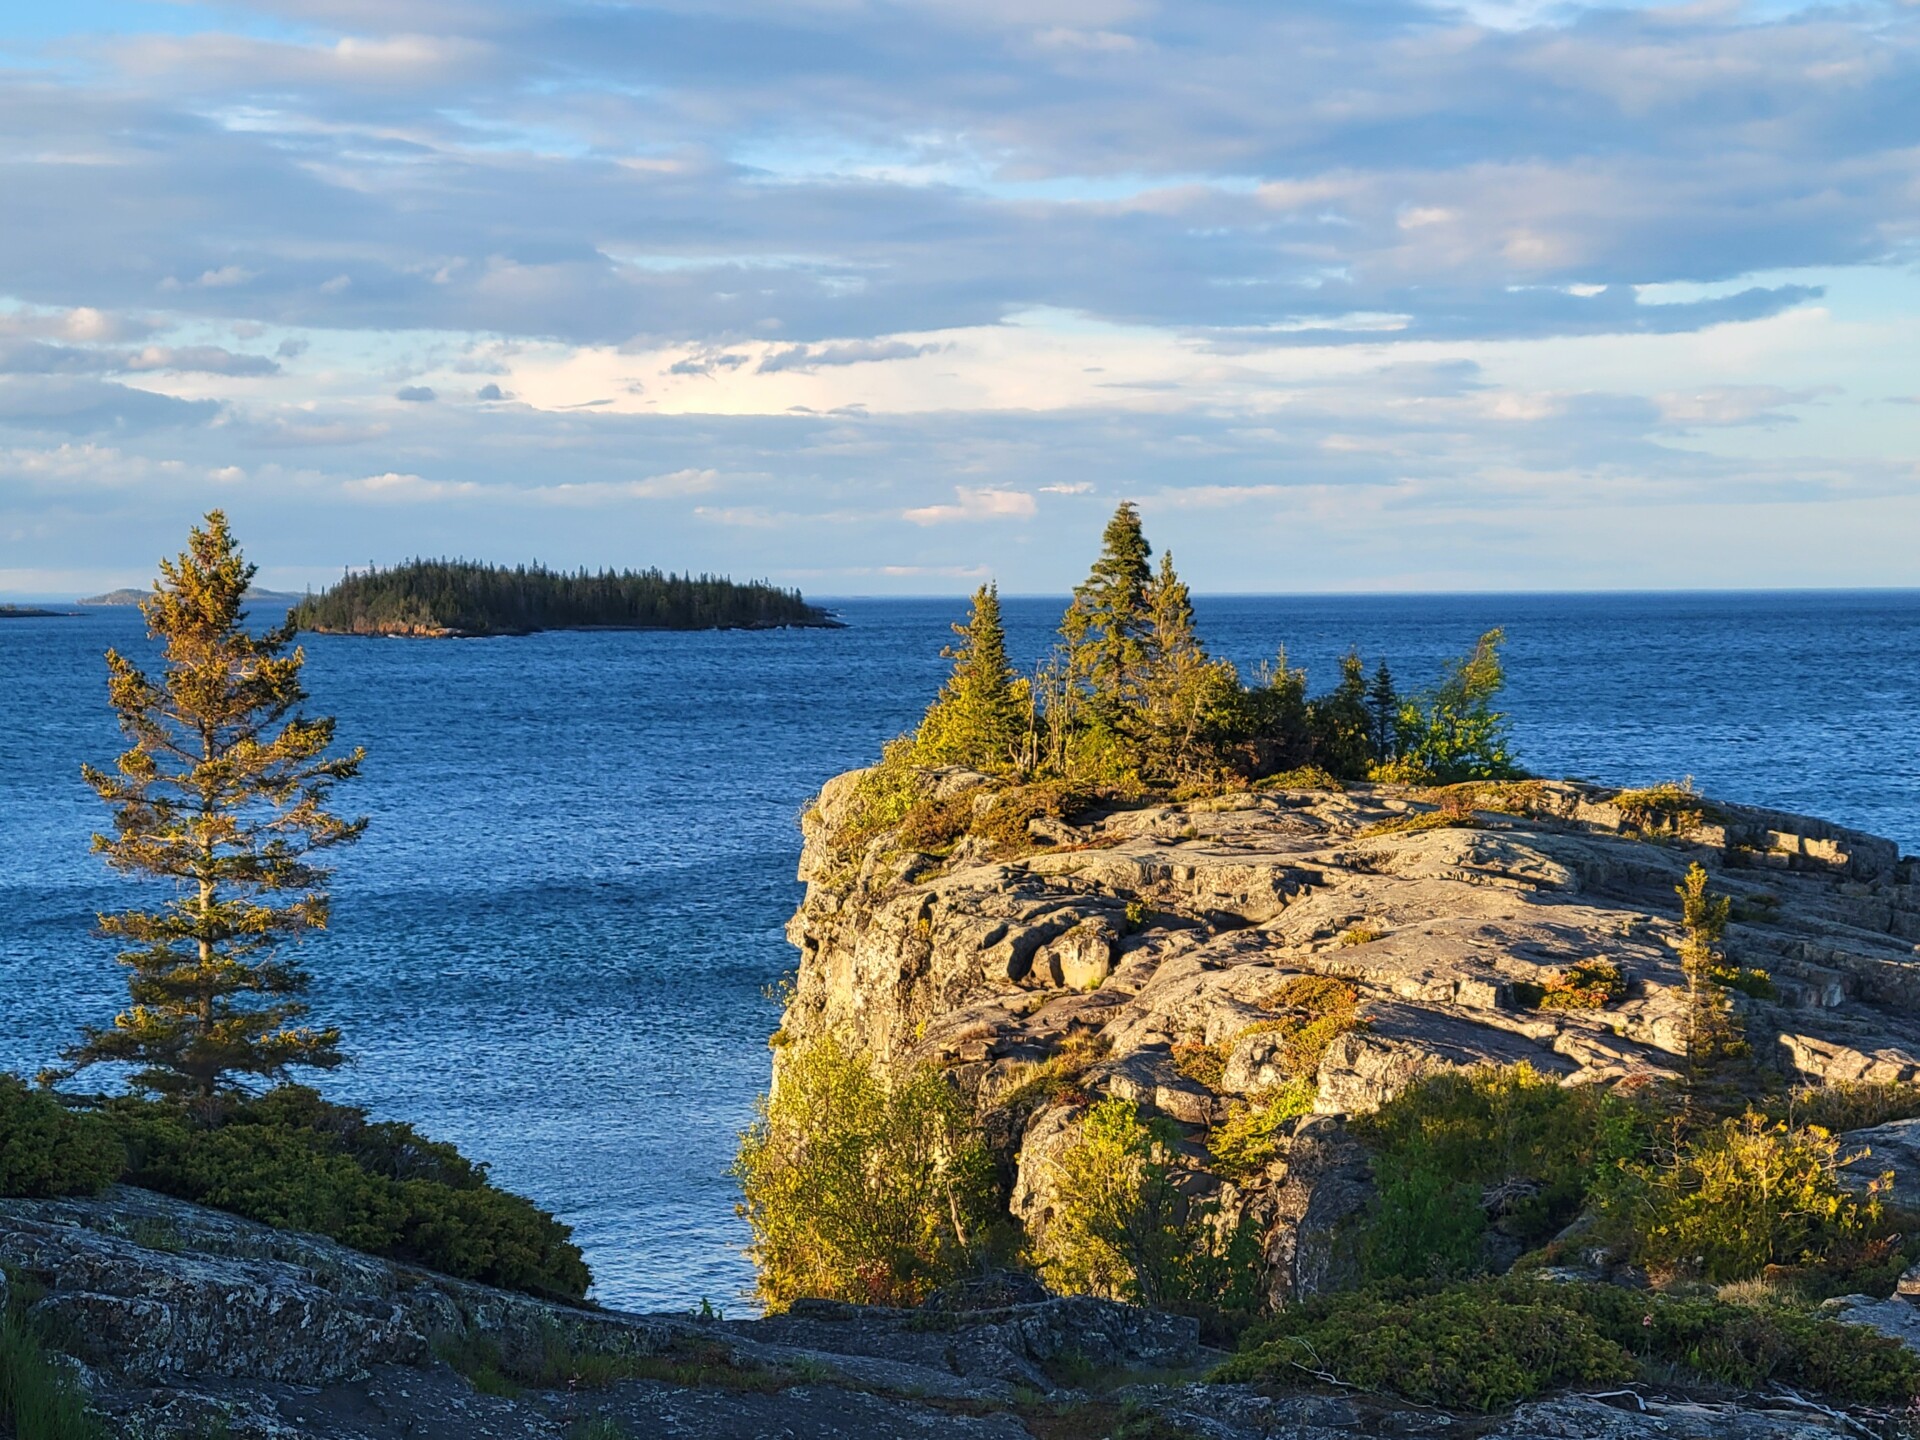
left=0, top=1185, right=1883, bottom=1438
left=781, top=772, right=1920, bottom=1305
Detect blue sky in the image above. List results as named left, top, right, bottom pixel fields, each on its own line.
left=0, top=0, right=1916, bottom=596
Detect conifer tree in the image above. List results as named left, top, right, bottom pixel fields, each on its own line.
left=1676, top=862, right=1744, bottom=1101
left=1367, top=660, right=1400, bottom=765
left=1138, top=551, right=1236, bottom=780
left=1059, top=502, right=1153, bottom=722
left=60, top=513, right=365, bottom=1099
left=912, top=582, right=1030, bottom=774
left=1309, top=651, right=1373, bottom=779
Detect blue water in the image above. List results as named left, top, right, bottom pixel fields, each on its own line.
left=2, top=592, right=1917, bottom=1311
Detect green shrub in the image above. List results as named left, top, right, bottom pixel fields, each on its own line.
left=1208, top=1081, right=1316, bottom=1180
left=1037, top=1097, right=1261, bottom=1320
left=1169, top=1043, right=1225, bottom=1093
left=1218, top=1279, right=1632, bottom=1409
left=734, top=1038, right=1000, bottom=1311
left=1536, top=960, right=1626, bottom=1011
left=1612, top=779, right=1722, bottom=836
left=971, top=781, right=1097, bottom=857
left=1376, top=631, right=1519, bottom=786
left=1220, top=1277, right=1920, bottom=1410
left=1354, top=1065, right=1653, bottom=1279
left=102, top=1087, right=588, bottom=1298
left=1776, top=1080, right=1920, bottom=1133
left=1604, top=1113, right=1891, bottom=1284
left=2, top=1278, right=105, bottom=1440
left=0, top=1076, right=123, bottom=1198
left=1253, top=766, right=1344, bottom=793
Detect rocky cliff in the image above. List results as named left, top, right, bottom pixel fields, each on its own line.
left=781, top=771, right=1920, bottom=1305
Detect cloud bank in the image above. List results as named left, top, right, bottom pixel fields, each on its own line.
left=0, top=0, right=1917, bottom=591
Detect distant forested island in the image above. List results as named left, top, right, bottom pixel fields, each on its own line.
left=80, top=586, right=303, bottom=607
left=288, top=559, right=840, bottom=636
left=0, top=603, right=73, bottom=618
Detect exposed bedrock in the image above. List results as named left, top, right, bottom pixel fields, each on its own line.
left=781, top=771, right=1920, bottom=1306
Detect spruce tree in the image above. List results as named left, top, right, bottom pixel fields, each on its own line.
left=1367, top=660, right=1400, bottom=765
left=1676, top=862, right=1744, bottom=1102
left=1059, top=502, right=1153, bottom=722
left=1138, top=551, right=1235, bottom=780
left=913, top=582, right=1030, bottom=774
left=60, top=513, right=365, bottom=1099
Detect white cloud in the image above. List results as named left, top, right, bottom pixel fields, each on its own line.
left=903, top=486, right=1039, bottom=525
left=341, top=471, right=480, bottom=501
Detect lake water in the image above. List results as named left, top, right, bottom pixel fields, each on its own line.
left=2, top=591, right=1917, bottom=1312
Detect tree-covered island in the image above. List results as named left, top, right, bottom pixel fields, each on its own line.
left=288, top=558, right=840, bottom=637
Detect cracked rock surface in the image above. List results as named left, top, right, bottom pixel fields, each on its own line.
left=781, top=772, right=1920, bottom=1306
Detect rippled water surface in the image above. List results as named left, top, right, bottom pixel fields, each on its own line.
left=3, top=592, right=1917, bottom=1310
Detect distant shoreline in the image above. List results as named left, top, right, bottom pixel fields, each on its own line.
left=0, top=604, right=75, bottom=619
left=304, top=616, right=846, bottom=638
left=79, top=587, right=305, bottom=607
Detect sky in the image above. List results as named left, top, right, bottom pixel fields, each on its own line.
left=0, top=0, right=1917, bottom=596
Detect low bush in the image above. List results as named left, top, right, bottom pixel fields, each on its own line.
left=1209, top=1081, right=1316, bottom=1180
left=735, top=1038, right=1001, bottom=1311
left=1253, top=766, right=1344, bottom=793
left=1613, top=779, right=1723, bottom=836
left=1354, top=1065, right=1654, bottom=1280
left=971, top=781, right=1099, bottom=856
left=0, top=1075, right=123, bottom=1198
left=1356, top=808, right=1477, bottom=840
left=1537, top=959, right=1626, bottom=1011
left=436, top=1327, right=783, bottom=1398
left=1776, top=1080, right=1920, bottom=1134
left=102, top=1086, right=588, bottom=1298
left=1037, top=1097, right=1263, bottom=1324
left=1219, top=1276, right=1920, bottom=1410
left=1606, top=1113, right=1893, bottom=1285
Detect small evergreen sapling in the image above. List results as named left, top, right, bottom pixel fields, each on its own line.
left=1676, top=862, right=1745, bottom=1099
left=59, top=512, right=365, bottom=1099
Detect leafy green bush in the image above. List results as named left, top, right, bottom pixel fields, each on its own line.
left=1354, top=1065, right=1653, bottom=1280
left=1605, top=1114, right=1891, bottom=1284
left=734, top=1038, right=1000, bottom=1311
left=102, top=1086, right=588, bottom=1298
left=1776, top=1080, right=1920, bottom=1133
left=1219, top=1279, right=1631, bottom=1408
left=1209, top=1081, right=1316, bottom=1180
left=1220, top=1277, right=1920, bottom=1410
left=1371, top=631, right=1519, bottom=786
left=1037, top=1097, right=1261, bottom=1320
left=0, top=1076, right=123, bottom=1198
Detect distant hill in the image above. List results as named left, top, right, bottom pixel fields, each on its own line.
left=0, top=604, right=73, bottom=618
left=79, top=586, right=304, bottom=607
left=288, top=559, right=841, bottom=637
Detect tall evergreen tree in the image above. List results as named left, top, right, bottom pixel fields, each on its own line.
left=1059, top=502, right=1153, bottom=722
left=1138, top=551, right=1236, bottom=780
left=1367, top=660, right=1400, bottom=765
left=60, top=513, right=365, bottom=1099
left=913, top=583, right=1030, bottom=774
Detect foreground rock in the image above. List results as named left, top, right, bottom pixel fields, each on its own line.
left=0, top=1186, right=1882, bottom=1438
left=783, top=772, right=1920, bottom=1306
